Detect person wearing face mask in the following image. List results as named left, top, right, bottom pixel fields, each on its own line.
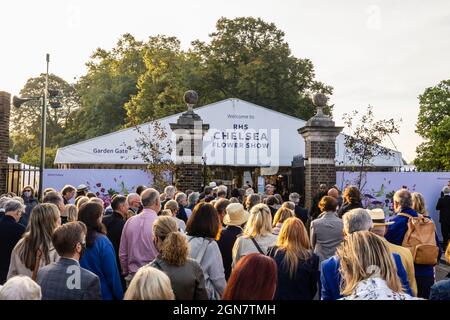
left=19, top=186, right=38, bottom=227
left=0, top=200, right=26, bottom=284
left=36, top=221, right=101, bottom=300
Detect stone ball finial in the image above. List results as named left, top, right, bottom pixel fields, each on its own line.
left=184, top=90, right=198, bottom=106
left=312, top=93, right=328, bottom=108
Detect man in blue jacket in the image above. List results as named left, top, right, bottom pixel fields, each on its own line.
left=385, top=189, right=442, bottom=299
left=321, top=208, right=413, bottom=300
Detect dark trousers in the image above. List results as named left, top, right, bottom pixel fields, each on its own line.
left=441, top=223, right=450, bottom=250
left=416, top=276, right=435, bottom=299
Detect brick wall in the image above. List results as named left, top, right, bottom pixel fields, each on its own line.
left=175, top=163, right=204, bottom=192
left=301, top=131, right=342, bottom=209
left=0, top=92, right=11, bottom=194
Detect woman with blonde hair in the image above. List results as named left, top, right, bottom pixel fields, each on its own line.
left=268, top=217, right=319, bottom=299
left=148, top=216, right=208, bottom=300
left=63, top=204, right=78, bottom=222
left=7, top=203, right=60, bottom=280
left=412, top=192, right=429, bottom=216
left=272, top=207, right=295, bottom=235
left=75, top=196, right=89, bottom=209
left=163, top=200, right=186, bottom=233
left=337, top=230, right=420, bottom=300
left=124, top=265, right=175, bottom=300
left=232, top=203, right=277, bottom=266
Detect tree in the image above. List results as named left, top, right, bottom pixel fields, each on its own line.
left=191, top=17, right=333, bottom=119
left=9, top=74, right=79, bottom=164
left=70, top=33, right=146, bottom=144
left=124, top=35, right=198, bottom=124
left=124, top=17, right=333, bottom=125
left=20, top=146, right=58, bottom=167
left=342, top=106, right=400, bottom=190
left=414, top=79, right=450, bottom=171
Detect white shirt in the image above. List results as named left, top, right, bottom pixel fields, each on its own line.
left=340, top=277, right=422, bottom=300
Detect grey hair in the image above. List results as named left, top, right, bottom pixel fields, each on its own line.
left=175, top=192, right=187, bottom=204
left=343, top=208, right=373, bottom=234
left=164, top=186, right=176, bottom=198
left=393, top=189, right=413, bottom=209
left=142, top=188, right=160, bottom=207
left=3, top=199, right=26, bottom=214
left=12, top=196, right=25, bottom=205
left=217, top=185, right=228, bottom=193
left=289, top=193, right=300, bottom=203
left=126, top=193, right=140, bottom=203
left=0, top=276, right=42, bottom=300
left=0, top=197, right=11, bottom=209
left=443, top=186, right=450, bottom=195
left=188, top=192, right=200, bottom=207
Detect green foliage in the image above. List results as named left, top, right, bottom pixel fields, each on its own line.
left=191, top=17, right=333, bottom=119
left=9, top=74, right=79, bottom=164
left=125, top=17, right=332, bottom=125
left=124, top=35, right=196, bottom=124
left=71, top=33, right=146, bottom=142
left=20, top=146, right=58, bottom=167
left=414, top=79, right=450, bottom=171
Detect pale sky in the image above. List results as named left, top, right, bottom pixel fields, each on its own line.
left=1, top=0, right=449, bottom=162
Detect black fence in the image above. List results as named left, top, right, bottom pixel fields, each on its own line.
left=3, top=164, right=40, bottom=196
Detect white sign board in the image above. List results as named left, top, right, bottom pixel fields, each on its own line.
left=337, top=171, right=450, bottom=240
left=43, top=169, right=155, bottom=206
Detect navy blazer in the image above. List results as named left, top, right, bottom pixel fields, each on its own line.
left=37, top=257, right=101, bottom=300
left=320, top=253, right=413, bottom=300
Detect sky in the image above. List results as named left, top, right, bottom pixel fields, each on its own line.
left=1, top=0, right=449, bottom=163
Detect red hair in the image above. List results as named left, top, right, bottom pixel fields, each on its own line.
left=222, top=253, right=277, bottom=300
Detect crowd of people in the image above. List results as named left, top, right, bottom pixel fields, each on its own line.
left=0, top=181, right=449, bottom=300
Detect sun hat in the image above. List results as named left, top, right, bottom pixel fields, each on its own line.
left=368, top=208, right=394, bottom=226
left=223, top=203, right=249, bottom=227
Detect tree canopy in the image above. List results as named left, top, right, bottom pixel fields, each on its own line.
left=9, top=74, right=79, bottom=163
left=414, top=79, right=450, bottom=171
left=10, top=17, right=332, bottom=166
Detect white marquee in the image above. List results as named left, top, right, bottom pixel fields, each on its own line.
left=54, top=98, right=403, bottom=168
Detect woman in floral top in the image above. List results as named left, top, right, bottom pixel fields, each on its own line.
left=337, top=231, right=421, bottom=300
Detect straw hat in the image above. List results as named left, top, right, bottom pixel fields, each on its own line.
left=223, top=203, right=249, bottom=227
left=368, top=208, right=394, bottom=226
